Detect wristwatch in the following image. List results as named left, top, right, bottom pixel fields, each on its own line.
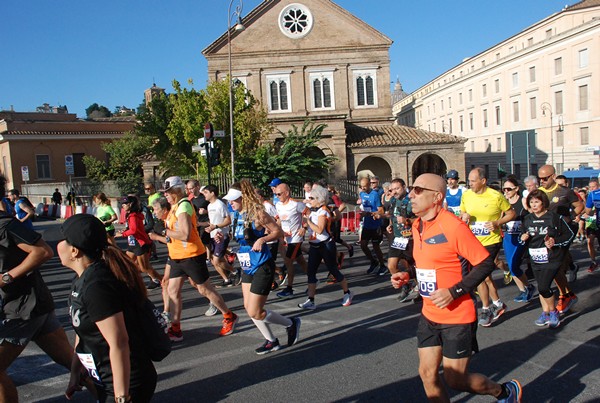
left=2, top=273, right=14, bottom=285
left=161, top=229, right=167, bottom=236
left=115, top=396, right=131, bottom=403
left=165, top=236, right=171, bottom=243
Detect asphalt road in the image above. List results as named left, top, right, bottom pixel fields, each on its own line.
left=10, top=219, right=600, bottom=402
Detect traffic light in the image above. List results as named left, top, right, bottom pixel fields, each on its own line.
left=498, top=166, right=507, bottom=179
left=209, top=146, right=221, bottom=167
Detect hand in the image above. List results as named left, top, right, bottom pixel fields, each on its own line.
left=252, top=237, right=265, bottom=252
left=430, top=288, right=454, bottom=309
left=386, top=225, right=392, bottom=234
left=65, top=368, right=88, bottom=400
left=391, top=272, right=409, bottom=289
left=544, top=235, right=555, bottom=249
left=214, top=232, right=224, bottom=243
left=484, top=221, right=497, bottom=232
left=149, top=232, right=158, bottom=241
left=161, top=274, right=169, bottom=288
left=521, top=233, right=530, bottom=242
left=459, top=213, right=470, bottom=224
left=298, top=227, right=306, bottom=237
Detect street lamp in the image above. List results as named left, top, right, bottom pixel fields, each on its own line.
left=228, top=0, right=245, bottom=181
left=541, top=102, right=554, bottom=166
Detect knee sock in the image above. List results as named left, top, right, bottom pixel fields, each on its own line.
left=251, top=318, right=276, bottom=341
left=264, top=310, right=293, bottom=327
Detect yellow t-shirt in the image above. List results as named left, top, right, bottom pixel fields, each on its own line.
left=460, top=187, right=511, bottom=246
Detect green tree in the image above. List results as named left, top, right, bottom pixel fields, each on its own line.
left=237, top=120, right=336, bottom=188
left=85, top=103, right=112, bottom=119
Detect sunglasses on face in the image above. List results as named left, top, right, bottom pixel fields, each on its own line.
left=274, top=193, right=283, bottom=196
left=144, top=187, right=152, bottom=191
left=408, top=186, right=439, bottom=195
left=538, top=175, right=552, bottom=182
left=503, top=187, right=516, bottom=191
left=308, top=196, right=315, bottom=200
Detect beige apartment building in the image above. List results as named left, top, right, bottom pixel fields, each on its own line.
left=394, top=0, right=600, bottom=180
left=203, top=0, right=466, bottom=183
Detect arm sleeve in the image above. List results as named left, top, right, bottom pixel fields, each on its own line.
left=554, top=216, right=575, bottom=247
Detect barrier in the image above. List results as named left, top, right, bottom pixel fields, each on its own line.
left=340, top=209, right=362, bottom=234
left=35, top=204, right=91, bottom=219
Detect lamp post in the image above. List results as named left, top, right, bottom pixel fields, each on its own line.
left=228, top=0, right=245, bottom=181
left=541, top=102, right=554, bottom=166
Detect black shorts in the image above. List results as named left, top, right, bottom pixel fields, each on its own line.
left=0, top=311, right=61, bottom=346
left=209, top=237, right=230, bottom=258
left=169, top=253, right=210, bottom=284
left=285, top=243, right=303, bottom=259
left=586, top=227, right=600, bottom=238
left=127, top=242, right=151, bottom=257
left=388, top=238, right=415, bottom=263
left=417, top=316, right=479, bottom=359
left=484, top=242, right=502, bottom=261
left=362, top=227, right=383, bottom=243
left=241, top=261, right=275, bottom=296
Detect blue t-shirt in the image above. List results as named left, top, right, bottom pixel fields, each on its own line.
left=15, top=199, right=34, bottom=230
left=586, top=189, right=600, bottom=222
left=360, top=190, right=382, bottom=229
left=232, top=211, right=271, bottom=273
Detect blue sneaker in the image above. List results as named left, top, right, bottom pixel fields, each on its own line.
left=498, top=379, right=522, bottom=403
left=535, top=311, right=550, bottom=326
left=276, top=288, right=294, bottom=299
left=513, top=290, right=528, bottom=303
left=548, top=310, right=560, bottom=328
left=525, top=284, right=535, bottom=301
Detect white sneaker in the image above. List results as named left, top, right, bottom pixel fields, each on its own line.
left=342, top=291, right=353, bottom=307
left=298, top=298, right=316, bottom=310
left=205, top=303, right=218, bottom=317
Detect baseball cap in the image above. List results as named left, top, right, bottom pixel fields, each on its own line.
left=119, top=196, right=131, bottom=204
left=268, top=178, right=282, bottom=187
left=445, top=170, right=459, bottom=180
left=162, top=176, right=184, bottom=191
left=61, top=214, right=108, bottom=254
left=223, top=188, right=243, bottom=201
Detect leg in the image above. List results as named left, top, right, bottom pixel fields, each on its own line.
left=0, top=342, right=26, bottom=402
left=442, top=356, right=503, bottom=397
left=477, top=279, right=491, bottom=308
left=168, top=277, right=185, bottom=324
left=387, top=256, right=400, bottom=275
left=360, top=239, right=375, bottom=263
left=418, top=346, right=449, bottom=403
left=371, top=241, right=385, bottom=265
left=196, top=281, right=229, bottom=314
left=137, top=253, right=161, bottom=280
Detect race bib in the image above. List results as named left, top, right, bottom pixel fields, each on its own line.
left=77, top=353, right=102, bottom=383
left=529, top=247, right=549, bottom=264
left=470, top=221, right=490, bottom=237
left=127, top=235, right=136, bottom=246
left=505, top=221, right=522, bottom=235
left=449, top=206, right=461, bottom=216
left=363, top=206, right=372, bottom=213
left=236, top=252, right=252, bottom=269
left=416, top=268, right=437, bottom=298
left=391, top=237, right=409, bottom=250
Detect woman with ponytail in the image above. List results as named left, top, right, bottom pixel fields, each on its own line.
left=59, top=214, right=157, bottom=403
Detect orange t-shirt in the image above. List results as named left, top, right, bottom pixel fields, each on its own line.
left=412, top=209, right=490, bottom=324
left=165, top=198, right=206, bottom=260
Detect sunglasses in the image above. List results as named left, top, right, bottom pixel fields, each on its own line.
left=144, top=187, right=152, bottom=191
left=309, top=196, right=315, bottom=200
left=408, top=186, right=439, bottom=195
left=274, top=192, right=283, bottom=196
left=370, top=182, right=378, bottom=185
left=538, top=175, right=552, bottom=182
left=503, top=187, right=516, bottom=191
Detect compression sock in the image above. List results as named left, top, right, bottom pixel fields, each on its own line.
left=251, top=318, right=276, bottom=341
left=264, top=310, right=293, bottom=327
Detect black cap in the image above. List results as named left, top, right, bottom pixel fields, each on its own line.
left=445, top=170, right=459, bottom=179
left=61, top=214, right=108, bottom=254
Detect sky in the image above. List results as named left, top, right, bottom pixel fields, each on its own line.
left=1, top=0, right=573, bottom=118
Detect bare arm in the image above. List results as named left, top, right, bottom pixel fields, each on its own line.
left=1, top=238, right=53, bottom=286
left=96, top=312, right=130, bottom=399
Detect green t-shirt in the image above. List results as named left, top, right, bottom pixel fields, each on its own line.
left=96, top=204, right=117, bottom=231
left=148, top=192, right=162, bottom=211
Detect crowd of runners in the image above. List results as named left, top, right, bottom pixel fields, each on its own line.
left=1, top=163, right=599, bottom=402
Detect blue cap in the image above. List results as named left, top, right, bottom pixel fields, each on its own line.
left=269, top=178, right=282, bottom=187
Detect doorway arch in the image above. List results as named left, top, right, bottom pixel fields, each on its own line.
left=411, top=153, right=447, bottom=179
left=356, top=156, right=392, bottom=180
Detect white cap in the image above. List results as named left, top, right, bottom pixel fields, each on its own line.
left=162, top=176, right=184, bottom=191
left=223, top=188, right=242, bottom=201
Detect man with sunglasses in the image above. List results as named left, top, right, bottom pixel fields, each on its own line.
left=391, top=173, right=521, bottom=403
left=359, top=177, right=386, bottom=274
left=460, top=168, right=516, bottom=328
left=537, top=164, right=583, bottom=313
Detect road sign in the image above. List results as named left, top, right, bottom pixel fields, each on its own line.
left=214, top=130, right=225, bottom=138
left=65, top=154, right=74, bottom=175
left=21, top=166, right=29, bottom=181
left=204, top=123, right=213, bottom=140
left=192, top=145, right=204, bottom=152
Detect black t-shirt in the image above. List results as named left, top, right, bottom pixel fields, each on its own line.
left=0, top=215, right=54, bottom=320
left=191, top=195, right=209, bottom=223
left=69, top=261, right=155, bottom=394
left=541, top=184, right=579, bottom=222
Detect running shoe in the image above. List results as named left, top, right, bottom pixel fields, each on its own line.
left=377, top=264, right=388, bottom=276
left=147, top=279, right=161, bottom=290
left=513, top=290, right=528, bottom=303
left=588, top=262, right=598, bottom=273
left=535, top=311, right=550, bottom=326
left=326, top=273, right=337, bottom=284
left=167, top=326, right=183, bottom=342
left=225, top=251, right=236, bottom=265
left=503, top=271, right=513, bottom=285
left=278, top=269, right=288, bottom=286
left=490, top=302, right=507, bottom=321
left=397, top=283, right=412, bottom=303
left=478, top=309, right=493, bottom=327
left=216, top=279, right=233, bottom=288
left=525, top=284, right=536, bottom=301
left=348, top=245, right=354, bottom=258
left=557, top=294, right=578, bottom=314
left=286, top=317, right=301, bottom=347
left=342, top=291, right=354, bottom=307
left=498, top=379, right=522, bottom=403
left=276, top=288, right=294, bottom=299
left=548, top=310, right=560, bottom=328
left=567, top=262, right=578, bottom=283
left=255, top=339, right=281, bottom=355
left=205, top=303, right=218, bottom=317
left=233, top=268, right=242, bottom=286
left=271, top=281, right=279, bottom=291
left=220, top=312, right=238, bottom=336
left=298, top=298, right=316, bottom=310
left=366, top=261, right=379, bottom=274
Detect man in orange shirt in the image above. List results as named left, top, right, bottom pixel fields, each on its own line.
left=391, top=173, right=521, bottom=403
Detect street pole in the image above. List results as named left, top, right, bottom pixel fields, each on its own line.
left=541, top=102, right=554, bottom=166
left=228, top=0, right=244, bottom=182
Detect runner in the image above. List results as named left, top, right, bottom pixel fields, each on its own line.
left=327, top=184, right=354, bottom=259
left=522, top=176, right=538, bottom=210
left=148, top=176, right=238, bottom=341
left=60, top=214, right=157, bottom=402
left=443, top=169, right=463, bottom=217
left=584, top=178, right=600, bottom=272
left=297, top=185, right=353, bottom=310
left=144, top=182, right=162, bottom=260
left=255, top=188, right=285, bottom=290
left=93, top=192, right=118, bottom=246
left=390, top=173, right=521, bottom=402
left=223, top=180, right=301, bottom=354
left=7, top=189, right=34, bottom=230
left=460, top=168, right=516, bottom=327
left=519, top=190, right=575, bottom=328
left=358, top=177, right=386, bottom=274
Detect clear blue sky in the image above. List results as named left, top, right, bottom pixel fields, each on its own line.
left=1, top=0, right=571, bottom=118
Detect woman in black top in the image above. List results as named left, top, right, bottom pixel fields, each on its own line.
left=59, top=214, right=157, bottom=403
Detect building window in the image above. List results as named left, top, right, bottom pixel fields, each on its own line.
left=266, top=73, right=291, bottom=112
left=545, top=28, right=552, bottom=39
left=470, top=140, right=475, bottom=152
left=495, top=106, right=501, bottom=125
left=468, top=89, right=473, bottom=102
left=581, top=127, right=589, bottom=145
left=460, top=115, right=464, bottom=132
left=459, top=92, right=463, bottom=104
left=278, top=3, right=314, bottom=39
left=497, top=137, right=502, bottom=152
left=469, top=113, right=474, bottom=130
left=309, top=71, right=335, bottom=110
left=448, top=118, right=452, bottom=134
left=579, top=85, right=588, bottom=111
left=441, top=120, right=445, bottom=133
left=529, top=66, right=536, bottom=83
left=482, top=83, right=487, bottom=98
left=73, top=153, right=86, bottom=178
left=484, top=139, right=489, bottom=151
left=481, top=60, right=486, bottom=67
left=448, top=97, right=452, bottom=109
left=579, top=48, right=589, bottom=68
left=495, top=79, right=500, bottom=93
left=441, top=100, right=444, bottom=111
left=496, top=52, right=500, bottom=60
left=36, top=154, right=51, bottom=179
left=483, top=109, right=488, bottom=128
left=555, top=91, right=563, bottom=115
left=354, top=69, right=377, bottom=107
left=554, top=57, right=562, bottom=75
left=527, top=37, right=534, bottom=46
left=530, top=97, right=537, bottom=119
left=513, top=101, right=519, bottom=122
left=512, top=72, right=519, bottom=88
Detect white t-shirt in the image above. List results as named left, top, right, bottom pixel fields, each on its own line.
left=276, top=199, right=306, bottom=244
left=308, top=207, right=331, bottom=243
left=208, top=199, right=228, bottom=238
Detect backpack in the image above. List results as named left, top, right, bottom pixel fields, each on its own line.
left=141, top=204, right=155, bottom=233
left=136, top=297, right=171, bottom=361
